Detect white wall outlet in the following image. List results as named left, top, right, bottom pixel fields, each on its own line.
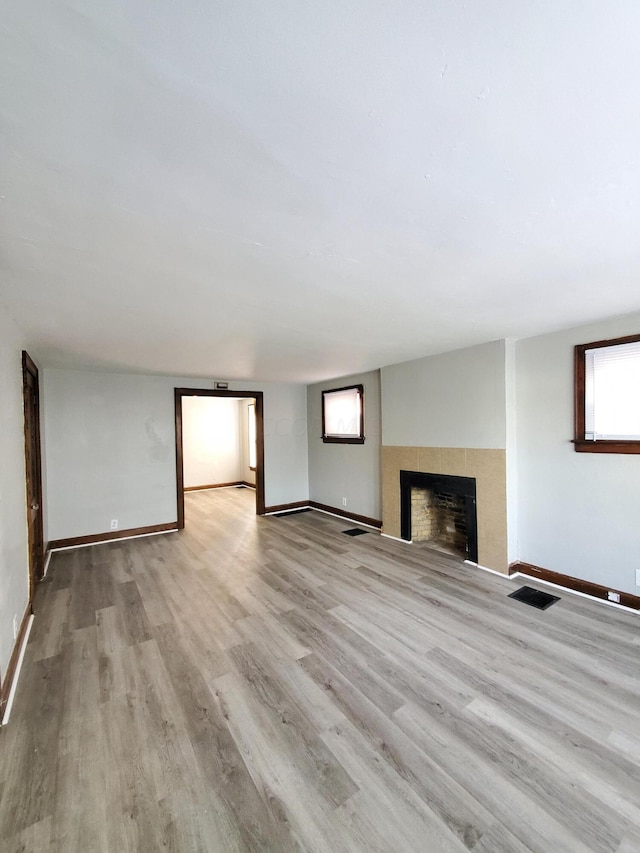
left=607, top=591, right=621, bottom=603
left=110, top=519, right=118, bottom=530
left=13, top=614, right=18, bottom=640
left=636, top=569, right=640, bottom=587
left=342, top=497, right=347, bottom=507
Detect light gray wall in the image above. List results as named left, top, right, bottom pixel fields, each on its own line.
left=43, top=370, right=309, bottom=540
left=381, top=340, right=507, bottom=448
left=307, top=370, right=381, bottom=521
left=0, top=309, right=30, bottom=679
left=515, top=311, right=640, bottom=595
left=505, top=339, right=519, bottom=563
left=182, top=396, right=242, bottom=488
left=256, top=379, right=308, bottom=506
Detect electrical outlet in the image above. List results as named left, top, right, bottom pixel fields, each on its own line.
left=342, top=497, right=347, bottom=507
left=636, top=569, right=640, bottom=587
left=13, top=614, right=18, bottom=640
left=607, top=591, right=620, bottom=603
left=110, top=519, right=118, bottom=530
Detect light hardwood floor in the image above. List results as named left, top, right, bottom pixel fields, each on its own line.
left=1, top=487, right=639, bottom=852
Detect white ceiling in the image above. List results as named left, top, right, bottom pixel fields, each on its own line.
left=2, top=1, right=640, bottom=383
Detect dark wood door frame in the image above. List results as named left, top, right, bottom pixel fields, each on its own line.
left=174, top=388, right=265, bottom=528
left=22, top=351, right=44, bottom=603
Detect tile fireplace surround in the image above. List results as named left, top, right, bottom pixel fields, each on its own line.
left=381, top=446, right=508, bottom=574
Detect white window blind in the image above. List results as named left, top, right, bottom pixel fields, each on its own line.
left=585, top=340, right=640, bottom=440
left=323, top=387, right=362, bottom=438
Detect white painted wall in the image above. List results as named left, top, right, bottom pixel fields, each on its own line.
left=381, top=340, right=507, bottom=449
left=515, top=311, right=640, bottom=595
left=0, top=308, right=30, bottom=681
left=182, top=396, right=242, bottom=488
left=307, top=370, right=381, bottom=521
left=42, top=371, right=309, bottom=540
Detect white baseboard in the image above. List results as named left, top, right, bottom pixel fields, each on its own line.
left=464, top=559, right=511, bottom=578
left=2, top=614, right=34, bottom=726
left=50, top=527, right=178, bottom=553
left=512, top=572, right=639, bottom=615
left=311, top=507, right=380, bottom=530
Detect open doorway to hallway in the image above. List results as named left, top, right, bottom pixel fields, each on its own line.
left=174, top=388, right=265, bottom=528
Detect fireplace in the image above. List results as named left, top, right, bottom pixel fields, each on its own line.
left=400, top=470, right=477, bottom=562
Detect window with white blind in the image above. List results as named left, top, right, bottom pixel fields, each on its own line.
left=322, top=384, right=365, bottom=444
left=575, top=334, right=640, bottom=453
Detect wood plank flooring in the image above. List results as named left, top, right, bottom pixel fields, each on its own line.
left=1, top=486, right=639, bottom=852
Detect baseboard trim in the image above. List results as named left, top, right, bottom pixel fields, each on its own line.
left=510, top=561, right=640, bottom=611
left=241, top=481, right=256, bottom=489
left=184, top=481, right=244, bottom=492
left=43, top=546, right=53, bottom=577
left=263, top=500, right=382, bottom=528
left=464, top=559, right=513, bottom=578
left=49, top=522, right=179, bottom=552
left=263, top=500, right=310, bottom=515
left=1, top=604, right=33, bottom=724
left=309, top=501, right=382, bottom=529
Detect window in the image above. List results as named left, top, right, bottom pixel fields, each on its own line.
left=248, top=403, right=257, bottom=469
left=322, top=384, right=364, bottom=444
left=574, top=333, right=640, bottom=453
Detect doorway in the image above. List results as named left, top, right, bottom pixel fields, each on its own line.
left=22, top=351, right=44, bottom=602
left=174, top=388, right=265, bottom=528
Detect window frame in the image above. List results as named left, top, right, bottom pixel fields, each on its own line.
left=321, top=384, right=365, bottom=444
left=574, top=332, right=640, bottom=454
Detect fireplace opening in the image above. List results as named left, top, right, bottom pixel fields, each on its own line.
left=400, top=470, right=477, bottom=562
left=410, top=486, right=468, bottom=555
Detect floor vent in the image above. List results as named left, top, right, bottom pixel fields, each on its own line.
left=508, top=586, right=560, bottom=611
left=342, top=528, right=368, bottom=537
